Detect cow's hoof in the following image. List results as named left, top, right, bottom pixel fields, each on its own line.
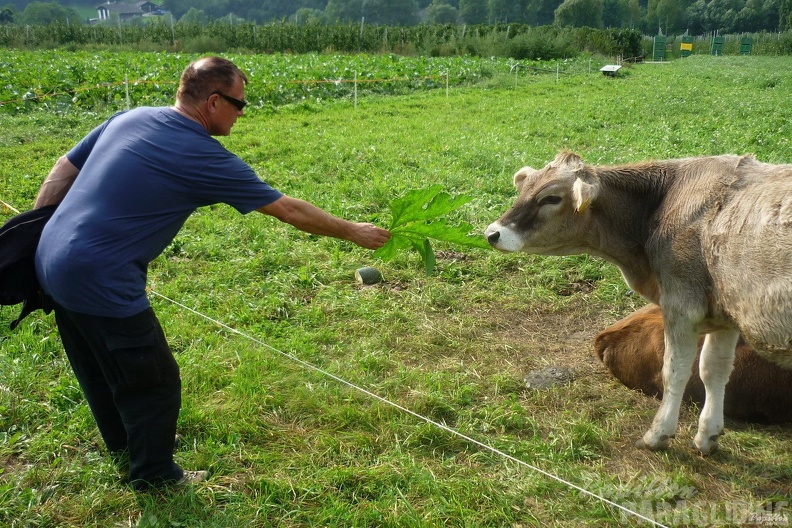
left=635, top=434, right=672, bottom=451
left=692, top=433, right=721, bottom=455
left=691, top=441, right=719, bottom=455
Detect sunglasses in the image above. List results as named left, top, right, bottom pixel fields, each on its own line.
left=211, top=91, right=247, bottom=111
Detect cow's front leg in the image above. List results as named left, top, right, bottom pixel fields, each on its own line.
left=693, top=329, right=739, bottom=454
left=637, top=320, right=698, bottom=451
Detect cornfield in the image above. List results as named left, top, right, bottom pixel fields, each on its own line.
left=1, top=21, right=645, bottom=58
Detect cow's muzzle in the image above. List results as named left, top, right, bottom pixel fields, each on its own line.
left=485, top=222, right=524, bottom=252
left=484, top=224, right=501, bottom=246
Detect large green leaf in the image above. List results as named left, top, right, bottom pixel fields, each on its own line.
left=388, top=185, right=474, bottom=228
left=374, top=186, right=490, bottom=273
left=392, top=218, right=490, bottom=248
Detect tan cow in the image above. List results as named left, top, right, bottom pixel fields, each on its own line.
left=485, top=151, right=792, bottom=454
left=595, top=304, right=792, bottom=424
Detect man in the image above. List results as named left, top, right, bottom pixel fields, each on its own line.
left=33, top=56, right=390, bottom=490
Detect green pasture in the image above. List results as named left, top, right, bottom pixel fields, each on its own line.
left=2, top=53, right=792, bottom=527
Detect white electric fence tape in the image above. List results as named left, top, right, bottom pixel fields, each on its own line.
left=150, top=289, right=669, bottom=528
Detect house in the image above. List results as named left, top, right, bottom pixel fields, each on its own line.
left=95, top=1, right=163, bottom=22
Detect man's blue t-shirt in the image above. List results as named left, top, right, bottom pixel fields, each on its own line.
left=35, top=107, right=283, bottom=318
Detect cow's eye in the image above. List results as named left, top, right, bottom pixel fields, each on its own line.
left=538, top=195, right=562, bottom=206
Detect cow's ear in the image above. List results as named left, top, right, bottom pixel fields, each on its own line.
left=572, top=177, right=599, bottom=214
left=513, top=166, right=537, bottom=190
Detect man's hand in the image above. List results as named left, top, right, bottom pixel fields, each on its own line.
left=348, top=222, right=390, bottom=250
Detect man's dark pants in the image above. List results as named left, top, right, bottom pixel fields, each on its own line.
left=53, top=303, right=183, bottom=489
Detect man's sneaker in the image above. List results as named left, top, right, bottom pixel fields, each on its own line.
left=130, top=471, right=208, bottom=491
left=176, top=470, right=209, bottom=486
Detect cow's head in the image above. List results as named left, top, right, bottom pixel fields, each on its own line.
left=484, top=151, right=599, bottom=255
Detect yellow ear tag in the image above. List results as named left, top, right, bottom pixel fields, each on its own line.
left=575, top=198, right=590, bottom=214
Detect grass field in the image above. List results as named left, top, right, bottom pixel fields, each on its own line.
left=2, top=53, right=792, bottom=527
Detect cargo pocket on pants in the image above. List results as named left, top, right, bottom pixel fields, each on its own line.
left=106, top=328, right=163, bottom=390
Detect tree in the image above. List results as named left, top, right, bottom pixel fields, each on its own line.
left=780, top=0, right=792, bottom=29
left=488, top=0, right=528, bottom=22
left=646, top=0, right=690, bottom=33
left=525, top=0, right=561, bottom=25
left=20, top=1, right=80, bottom=24
left=163, top=0, right=226, bottom=20
left=228, top=0, right=295, bottom=21
left=731, top=0, right=777, bottom=31
left=294, top=7, right=326, bottom=23
left=179, top=7, right=208, bottom=24
left=620, top=0, right=643, bottom=27
left=216, top=12, right=245, bottom=23
left=554, top=0, right=604, bottom=26
left=603, top=0, right=626, bottom=25
left=459, top=0, right=488, bottom=22
left=763, top=0, right=780, bottom=29
left=363, top=0, right=420, bottom=24
left=426, top=1, right=460, bottom=22
left=0, top=4, right=17, bottom=23
left=685, top=0, right=712, bottom=31
left=324, top=0, right=363, bottom=22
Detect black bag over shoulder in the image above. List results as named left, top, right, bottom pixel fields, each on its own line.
left=0, top=204, right=57, bottom=329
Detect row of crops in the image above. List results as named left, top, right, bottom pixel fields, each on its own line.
left=0, top=49, right=597, bottom=113
left=1, top=21, right=645, bottom=58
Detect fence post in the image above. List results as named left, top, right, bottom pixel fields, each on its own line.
left=125, top=74, right=130, bottom=110
left=359, top=17, right=364, bottom=52
left=446, top=71, right=449, bottom=97
left=354, top=70, right=358, bottom=109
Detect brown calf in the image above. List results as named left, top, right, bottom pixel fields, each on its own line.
left=594, top=304, right=792, bottom=424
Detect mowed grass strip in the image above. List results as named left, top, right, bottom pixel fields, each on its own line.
left=1, top=54, right=792, bottom=527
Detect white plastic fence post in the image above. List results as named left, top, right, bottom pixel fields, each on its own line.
left=359, top=17, right=364, bottom=52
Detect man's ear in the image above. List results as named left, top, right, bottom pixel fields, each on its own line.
left=206, top=93, right=218, bottom=113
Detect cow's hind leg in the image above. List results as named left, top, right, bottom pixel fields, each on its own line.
left=693, top=329, right=739, bottom=454
left=638, top=318, right=698, bottom=451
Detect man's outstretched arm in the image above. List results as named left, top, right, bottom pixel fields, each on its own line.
left=257, top=195, right=390, bottom=250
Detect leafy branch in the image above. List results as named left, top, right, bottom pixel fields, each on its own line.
left=373, top=185, right=490, bottom=274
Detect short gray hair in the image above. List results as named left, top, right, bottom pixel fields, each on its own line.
left=176, top=56, right=248, bottom=105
